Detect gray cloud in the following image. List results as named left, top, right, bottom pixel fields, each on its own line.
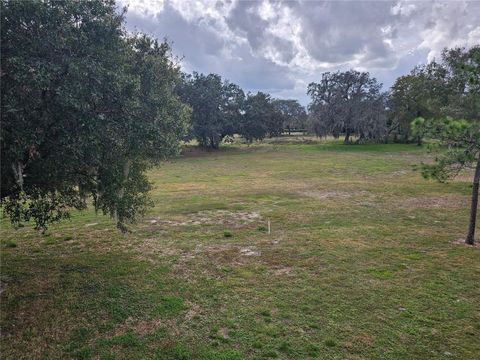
left=119, top=0, right=480, bottom=105
left=298, top=1, right=396, bottom=64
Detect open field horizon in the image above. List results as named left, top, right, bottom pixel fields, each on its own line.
left=1, top=139, right=479, bottom=359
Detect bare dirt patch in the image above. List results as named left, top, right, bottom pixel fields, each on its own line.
left=113, top=316, right=179, bottom=337
left=269, top=266, right=294, bottom=277
left=172, top=244, right=263, bottom=275
left=146, top=210, right=262, bottom=228
left=130, top=238, right=181, bottom=259
left=191, top=244, right=261, bottom=261
left=184, top=301, right=201, bottom=321
left=452, top=173, right=473, bottom=183
left=239, top=247, right=260, bottom=256
left=217, top=327, right=230, bottom=340
left=389, top=170, right=409, bottom=177
left=299, top=189, right=373, bottom=201
left=115, top=317, right=162, bottom=336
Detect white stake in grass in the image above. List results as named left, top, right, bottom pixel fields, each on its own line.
left=268, top=220, right=271, bottom=235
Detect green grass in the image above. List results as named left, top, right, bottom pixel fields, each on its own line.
left=1, top=138, right=479, bottom=359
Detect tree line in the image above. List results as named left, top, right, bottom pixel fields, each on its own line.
left=178, top=45, right=479, bottom=148
left=307, top=46, right=479, bottom=144
left=1, top=0, right=479, bottom=242
left=177, top=73, right=307, bottom=149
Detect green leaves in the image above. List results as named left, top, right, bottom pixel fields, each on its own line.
left=412, top=116, right=480, bottom=182
left=391, top=46, right=480, bottom=142
left=1, top=0, right=189, bottom=232
left=177, top=72, right=244, bottom=149
left=240, top=92, right=273, bottom=142
left=3, top=189, right=86, bottom=232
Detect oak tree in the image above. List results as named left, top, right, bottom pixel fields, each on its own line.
left=1, top=0, right=189, bottom=231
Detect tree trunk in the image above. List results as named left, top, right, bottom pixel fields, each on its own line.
left=344, top=131, right=351, bottom=144
left=466, top=159, right=480, bottom=245
left=356, top=133, right=365, bottom=144
left=11, top=161, right=25, bottom=191
left=115, top=159, right=132, bottom=222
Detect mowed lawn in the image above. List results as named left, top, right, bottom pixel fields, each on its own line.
left=1, top=139, right=479, bottom=360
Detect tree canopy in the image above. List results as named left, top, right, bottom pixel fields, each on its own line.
left=1, top=0, right=189, bottom=231
left=239, top=92, right=274, bottom=143
left=307, top=70, right=387, bottom=144
left=177, top=72, right=244, bottom=149
left=272, top=99, right=307, bottom=134
left=389, top=46, right=480, bottom=142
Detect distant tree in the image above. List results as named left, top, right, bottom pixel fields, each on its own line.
left=307, top=70, right=387, bottom=144
left=177, top=73, right=224, bottom=149
left=221, top=81, right=246, bottom=139
left=177, top=73, right=245, bottom=149
left=239, top=92, right=273, bottom=142
left=1, top=0, right=189, bottom=231
left=388, top=74, right=432, bottom=142
left=356, top=93, right=388, bottom=144
left=265, top=102, right=284, bottom=138
left=272, top=99, right=307, bottom=134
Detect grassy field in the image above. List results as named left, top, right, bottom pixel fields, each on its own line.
left=1, top=138, right=479, bottom=359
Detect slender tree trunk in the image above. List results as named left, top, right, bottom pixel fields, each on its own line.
left=11, top=161, right=25, bottom=191
left=344, top=131, right=351, bottom=144
left=466, top=159, right=480, bottom=245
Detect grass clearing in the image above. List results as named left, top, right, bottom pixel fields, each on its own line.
left=1, top=139, right=479, bottom=359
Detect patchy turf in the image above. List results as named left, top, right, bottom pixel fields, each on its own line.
left=1, top=138, right=479, bottom=359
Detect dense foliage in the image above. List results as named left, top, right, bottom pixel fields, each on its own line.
left=178, top=73, right=307, bottom=145
left=1, top=0, right=189, bottom=231
left=239, top=92, right=273, bottom=142
left=307, top=70, right=387, bottom=144
left=177, top=73, right=244, bottom=149
left=272, top=99, right=308, bottom=134
left=389, top=46, right=480, bottom=142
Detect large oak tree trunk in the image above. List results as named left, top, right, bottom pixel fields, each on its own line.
left=466, top=159, right=480, bottom=245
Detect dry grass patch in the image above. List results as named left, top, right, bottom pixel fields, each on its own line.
left=400, top=194, right=468, bottom=210
left=299, top=189, right=375, bottom=203
left=112, top=317, right=173, bottom=337
left=146, top=210, right=262, bottom=228
left=177, top=244, right=262, bottom=266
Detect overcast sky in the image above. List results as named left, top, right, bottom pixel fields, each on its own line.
left=118, top=0, right=480, bottom=105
